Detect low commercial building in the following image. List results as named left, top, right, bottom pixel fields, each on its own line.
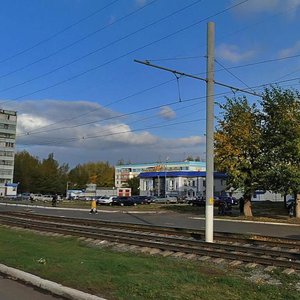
left=115, top=161, right=206, bottom=188
left=139, top=171, right=227, bottom=198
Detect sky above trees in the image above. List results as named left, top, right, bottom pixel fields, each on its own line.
left=1, top=0, right=300, bottom=166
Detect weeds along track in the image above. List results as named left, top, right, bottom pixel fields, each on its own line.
left=0, top=211, right=299, bottom=269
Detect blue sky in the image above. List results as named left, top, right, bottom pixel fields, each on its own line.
left=1, top=0, right=300, bottom=167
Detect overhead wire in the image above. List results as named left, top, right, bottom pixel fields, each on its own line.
left=0, top=0, right=120, bottom=65
left=0, top=0, right=249, bottom=108
left=17, top=74, right=300, bottom=138
left=20, top=99, right=205, bottom=146
left=214, top=59, right=256, bottom=94
left=0, top=0, right=158, bottom=80
left=20, top=118, right=205, bottom=147
left=0, top=0, right=202, bottom=96
left=17, top=95, right=202, bottom=137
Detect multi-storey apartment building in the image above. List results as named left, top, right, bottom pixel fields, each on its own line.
left=115, top=161, right=206, bottom=188
left=0, top=110, right=17, bottom=196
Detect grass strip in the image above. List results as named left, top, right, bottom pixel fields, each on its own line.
left=0, top=226, right=299, bottom=300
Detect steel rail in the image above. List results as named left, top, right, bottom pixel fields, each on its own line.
left=2, top=211, right=299, bottom=249
left=0, top=215, right=299, bottom=269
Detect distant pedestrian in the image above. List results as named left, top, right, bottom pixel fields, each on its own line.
left=239, top=197, right=244, bottom=214
left=30, top=193, right=34, bottom=203
left=90, top=198, right=98, bottom=214
left=218, top=200, right=226, bottom=215
left=52, top=194, right=58, bottom=207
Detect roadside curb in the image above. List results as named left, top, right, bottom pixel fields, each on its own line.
left=189, top=216, right=300, bottom=227
left=0, top=263, right=106, bottom=300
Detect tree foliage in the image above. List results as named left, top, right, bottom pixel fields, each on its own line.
left=124, top=177, right=140, bottom=195
left=215, top=87, right=300, bottom=218
left=215, top=97, right=263, bottom=216
left=68, top=161, right=114, bottom=189
left=14, top=153, right=115, bottom=195
left=260, top=87, right=300, bottom=217
left=14, top=152, right=68, bottom=194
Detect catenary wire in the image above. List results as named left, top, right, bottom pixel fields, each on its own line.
left=20, top=118, right=205, bottom=146
left=0, top=0, right=158, bottom=80
left=0, top=0, right=202, bottom=94
left=0, top=0, right=120, bottom=65
left=0, top=0, right=249, bottom=108
left=17, top=95, right=202, bottom=137
left=214, top=59, right=256, bottom=94
left=17, top=74, right=300, bottom=138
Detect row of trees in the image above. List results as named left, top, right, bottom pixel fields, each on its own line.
left=215, top=86, right=300, bottom=218
left=14, top=152, right=115, bottom=195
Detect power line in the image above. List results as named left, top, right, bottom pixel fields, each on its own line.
left=214, top=59, right=256, bottom=94
left=0, top=0, right=202, bottom=98
left=18, top=77, right=177, bottom=135
left=0, top=0, right=249, bottom=107
left=20, top=100, right=205, bottom=147
left=18, top=95, right=202, bottom=137
left=19, top=118, right=205, bottom=147
left=17, top=74, right=300, bottom=138
left=0, top=0, right=158, bottom=81
left=0, top=0, right=120, bottom=65
left=16, top=76, right=300, bottom=147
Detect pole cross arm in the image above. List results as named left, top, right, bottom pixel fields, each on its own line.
left=134, top=59, right=261, bottom=98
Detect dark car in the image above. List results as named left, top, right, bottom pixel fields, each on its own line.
left=188, top=197, right=205, bottom=206
left=131, top=195, right=153, bottom=205
left=112, top=196, right=136, bottom=206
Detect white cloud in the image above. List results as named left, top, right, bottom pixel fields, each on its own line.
left=216, top=43, right=256, bottom=63
left=8, top=99, right=204, bottom=166
left=278, top=40, right=300, bottom=58
left=158, top=106, right=176, bottom=120
left=231, top=0, right=300, bottom=17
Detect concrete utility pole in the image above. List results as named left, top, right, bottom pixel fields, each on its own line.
left=205, top=22, right=215, bottom=243
left=134, top=21, right=260, bottom=243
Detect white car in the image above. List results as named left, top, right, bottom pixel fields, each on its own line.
left=33, top=194, right=44, bottom=201
left=96, top=196, right=115, bottom=205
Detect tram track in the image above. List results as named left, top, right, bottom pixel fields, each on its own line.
left=0, top=211, right=299, bottom=270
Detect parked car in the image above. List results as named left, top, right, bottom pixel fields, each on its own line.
left=188, top=197, right=205, bottom=206
left=32, top=194, right=44, bottom=201
left=152, top=195, right=178, bottom=204
left=112, top=196, right=136, bottom=206
left=96, top=196, right=114, bottom=205
left=131, top=195, right=153, bottom=205
left=42, top=195, right=53, bottom=202
left=17, top=193, right=31, bottom=201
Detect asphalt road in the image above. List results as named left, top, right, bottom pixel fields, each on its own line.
left=0, top=275, right=64, bottom=300
left=0, top=204, right=299, bottom=240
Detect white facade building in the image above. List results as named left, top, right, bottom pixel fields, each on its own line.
left=115, top=161, right=206, bottom=188
left=0, top=110, right=17, bottom=196
left=139, top=171, right=227, bottom=198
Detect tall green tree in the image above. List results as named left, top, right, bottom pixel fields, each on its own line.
left=14, top=151, right=41, bottom=193
left=68, top=162, right=115, bottom=188
left=215, top=97, right=263, bottom=217
left=124, top=177, right=140, bottom=195
left=260, top=87, right=300, bottom=217
left=14, top=152, right=68, bottom=195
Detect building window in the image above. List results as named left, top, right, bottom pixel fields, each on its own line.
left=5, top=142, right=14, bottom=148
